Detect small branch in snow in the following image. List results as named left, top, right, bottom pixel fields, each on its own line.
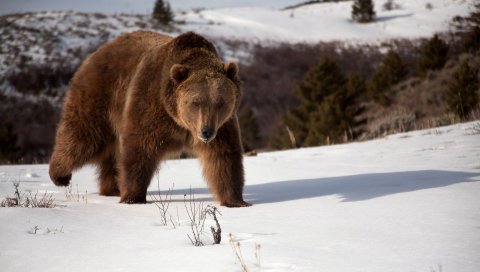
left=184, top=187, right=207, bottom=246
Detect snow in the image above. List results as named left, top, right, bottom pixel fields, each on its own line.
left=0, top=2, right=479, bottom=269
left=176, top=0, right=475, bottom=43
left=0, top=0, right=476, bottom=44
left=1, top=122, right=479, bottom=271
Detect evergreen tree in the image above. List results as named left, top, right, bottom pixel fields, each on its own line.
left=284, top=57, right=346, bottom=147
left=369, top=50, right=408, bottom=105
left=238, top=106, right=261, bottom=152
left=446, top=60, right=479, bottom=119
left=416, top=34, right=449, bottom=76
left=453, top=3, right=480, bottom=54
left=152, top=0, right=173, bottom=26
left=305, top=73, right=367, bottom=146
left=352, top=0, right=376, bottom=23
left=344, top=72, right=367, bottom=133
left=462, top=26, right=480, bottom=54
left=269, top=57, right=366, bottom=149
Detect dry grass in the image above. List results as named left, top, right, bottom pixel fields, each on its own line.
left=228, top=233, right=262, bottom=272
left=0, top=182, right=56, bottom=208
left=65, top=184, right=88, bottom=203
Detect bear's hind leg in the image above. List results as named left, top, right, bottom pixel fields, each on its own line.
left=97, top=146, right=120, bottom=196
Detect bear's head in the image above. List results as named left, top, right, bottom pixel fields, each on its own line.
left=169, top=61, right=240, bottom=143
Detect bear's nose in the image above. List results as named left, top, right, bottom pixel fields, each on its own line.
left=200, top=127, right=214, bottom=142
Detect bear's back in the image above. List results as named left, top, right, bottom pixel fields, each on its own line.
left=63, top=31, right=172, bottom=134
left=74, top=31, right=170, bottom=90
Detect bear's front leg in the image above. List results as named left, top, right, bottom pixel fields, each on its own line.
left=198, top=150, right=251, bottom=207
left=194, top=120, right=251, bottom=207
left=118, top=137, right=160, bottom=204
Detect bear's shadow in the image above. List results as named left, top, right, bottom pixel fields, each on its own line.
left=149, top=170, right=479, bottom=205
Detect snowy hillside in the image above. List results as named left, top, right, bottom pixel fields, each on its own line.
left=176, top=0, right=475, bottom=43
left=1, top=122, right=479, bottom=272
left=0, top=0, right=476, bottom=44
left=1, top=0, right=475, bottom=99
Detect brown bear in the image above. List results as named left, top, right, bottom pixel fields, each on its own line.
left=49, top=31, right=251, bottom=207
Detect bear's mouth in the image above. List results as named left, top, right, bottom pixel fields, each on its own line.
left=198, top=127, right=216, bottom=143
left=198, top=135, right=216, bottom=144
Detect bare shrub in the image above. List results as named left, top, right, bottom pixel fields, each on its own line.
left=184, top=188, right=207, bottom=246
left=0, top=182, right=56, bottom=208
left=206, top=205, right=222, bottom=244
left=150, top=178, right=175, bottom=227
left=367, top=107, right=416, bottom=137
left=183, top=188, right=223, bottom=246
left=25, top=191, right=56, bottom=208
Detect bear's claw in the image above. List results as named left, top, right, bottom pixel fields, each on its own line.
left=120, top=195, right=147, bottom=204
left=221, top=199, right=252, bottom=208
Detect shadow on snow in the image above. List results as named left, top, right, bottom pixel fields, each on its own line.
left=149, top=170, right=479, bottom=205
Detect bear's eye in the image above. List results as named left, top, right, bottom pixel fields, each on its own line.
left=191, top=101, right=201, bottom=107
left=216, top=101, right=225, bottom=109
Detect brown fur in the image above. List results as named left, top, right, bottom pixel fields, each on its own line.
left=49, top=31, right=251, bottom=207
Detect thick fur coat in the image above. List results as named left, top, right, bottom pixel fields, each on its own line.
left=49, top=31, right=250, bottom=207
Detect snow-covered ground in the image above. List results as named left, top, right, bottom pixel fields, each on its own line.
left=1, top=0, right=476, bottom=44
left=176, top=0, right=476, bottom=43
left=1, top=122, right=479, bottom=272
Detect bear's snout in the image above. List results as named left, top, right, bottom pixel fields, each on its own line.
left=200, top=126, right=215, bottom=143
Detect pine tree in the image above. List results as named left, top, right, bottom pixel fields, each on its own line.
left=238, top=106, right=261, bottom=152
left=369, top=50, right=408, bottom=105
left=305, top=73, right=367, bottom=146
left=284, top=57, right=346, bottom=147
left=269, top=57, right=367, bottom=149
left=344, top=72, right=367, bottom=133
left=152, top=0, right=173, bottom=26
left=352, top=0, right=376, bottom=23
left=416, top=34, right=449, bottom=76
left=453, top=3, right=480, bottom=54
left=446, top=60, right=479, bottom=119
left=462, top=26, right=480, bottom=54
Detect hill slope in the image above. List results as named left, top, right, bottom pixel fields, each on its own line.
left=177, top=0, right=475, bottom=44
left=0, top=122, right=479, bottom=271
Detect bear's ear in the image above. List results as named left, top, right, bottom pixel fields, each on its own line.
left=170, top=64, right=189, bottom=84
left=224, top=61, right=238, bottom=81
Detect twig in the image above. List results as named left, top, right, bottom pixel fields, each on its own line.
left=184, top=187, right=206, bottom=246
left=150, top=179, right=174, bottom=226
left=228, top=233, right=248, bottom=272
left=255, top=243, right=261, bottom=268
left=206, top=205, right=222, bottom=244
